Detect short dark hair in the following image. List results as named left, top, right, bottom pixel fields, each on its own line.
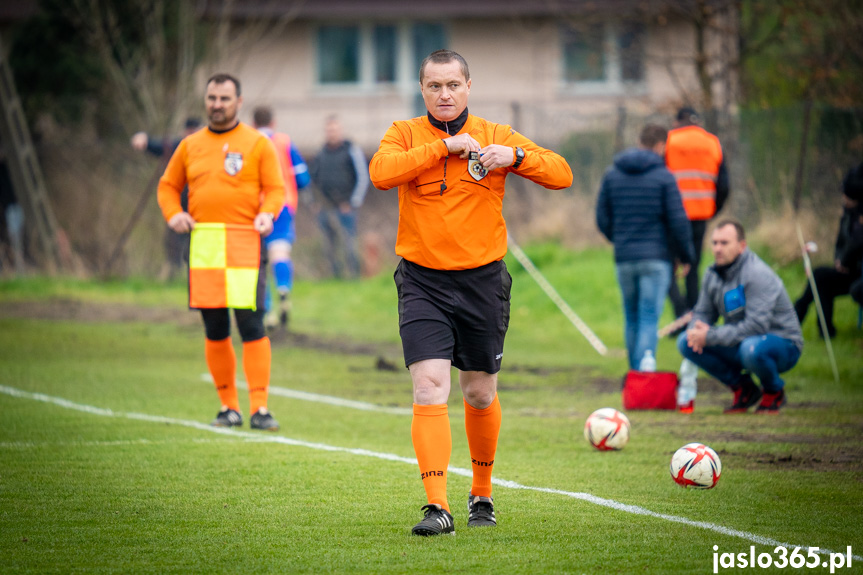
left=419, top=49, right=470, bottom=83
left=184, top=117, right=202, bottom=129
left=715, top=219, right=745, bottom=241
left=675, top=106, right=699, bottom=126
left=252, top=106, right=273, bottom=127
left=639, top=124, right=668, bottom=148
left=206, top=73, right=241, bottom=96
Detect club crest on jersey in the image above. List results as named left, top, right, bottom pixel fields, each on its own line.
left=224, top=152, right=243, bottom=176
left=468, top=151, right=488, bottom=181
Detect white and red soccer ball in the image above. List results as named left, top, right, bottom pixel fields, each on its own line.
left=670, top=442, right=722, bottom=489
left=584, top=408, right=631, bottom=451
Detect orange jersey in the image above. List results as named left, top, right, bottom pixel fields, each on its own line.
left=665, top=125, right=723, bottom=221
left=369, top=114, right=573, bottom=270
left=157, top=123, right=285, bottom=225
left=270, top=132, right=298, bottom=212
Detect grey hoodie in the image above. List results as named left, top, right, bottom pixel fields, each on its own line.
left=692, top=249, right=803, bottom=352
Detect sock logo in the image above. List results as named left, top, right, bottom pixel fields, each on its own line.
left=420, top=470, right=445, bottom=479
left=471, top=458, right=494, bottom=467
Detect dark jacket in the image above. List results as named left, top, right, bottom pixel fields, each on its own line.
left=836, top=205, right=863, bottom=276
left=596, top=147, right=695, bottom=264
left=310, top=140, right=366, bottom=207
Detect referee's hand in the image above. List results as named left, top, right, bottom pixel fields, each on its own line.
left=255, top=212, right=274, bottom=236
left=168, top=212, right=195, bottom=234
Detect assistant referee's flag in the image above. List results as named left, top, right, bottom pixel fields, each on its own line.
left=189, top=223, right=260, bottom=310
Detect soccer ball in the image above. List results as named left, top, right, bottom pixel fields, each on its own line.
left=670, top=443, right=722, bottom=489
left=584, top=408, right=631, bottom=451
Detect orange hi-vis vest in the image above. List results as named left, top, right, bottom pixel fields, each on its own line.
left=665, top=125, right=723, bottom=221
left=271, top=132, right=298, bottom=212
left=369, top=114, right=572, bottom=270
left=157, top=123, right=285, bottom=226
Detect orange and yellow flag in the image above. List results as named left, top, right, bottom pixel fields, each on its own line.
left=189, top=223, right=260, bottom=310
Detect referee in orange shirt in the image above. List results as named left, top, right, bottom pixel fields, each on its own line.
left=370, top=50, right=573, bottom=536
left=157, top=73, right=285, bottom=431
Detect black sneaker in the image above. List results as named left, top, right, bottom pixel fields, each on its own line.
left=250, top=408, right=280, bottom=431
left=278, top=292, right=291, bottom=331
left=755, top=389, right=787, bottom=414
left=467, top=493, right=496, bottom=527
left=211, top=408, right=242, bottom=427
left=411, top=504, right=455, bottom=536
left=724, top=375, right=763, bottom=413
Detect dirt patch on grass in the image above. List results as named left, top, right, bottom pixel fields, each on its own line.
left=715, top=446, right=863, bottom=472
left=0, top=298, right=201, bottom=326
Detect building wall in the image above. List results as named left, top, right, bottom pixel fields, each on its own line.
left=215, top=13, right=722, bottom=156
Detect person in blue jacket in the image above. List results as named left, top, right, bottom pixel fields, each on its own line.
left=597, top=123, right=694, bottom=370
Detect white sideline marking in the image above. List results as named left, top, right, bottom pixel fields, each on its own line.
left=0, top=438, right=240, bottom=449
left=1, top=383, right=859, bottom=561
left=200, top=374, right=413, bottom=415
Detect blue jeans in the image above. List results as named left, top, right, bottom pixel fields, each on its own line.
left=317, top=208, right=360, bottom=278
left=676, top=333, right=801, bottom=392
left=615, top=259, right=672, bottom=370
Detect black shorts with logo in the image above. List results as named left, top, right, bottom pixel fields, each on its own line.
left=393, top=258, right=512, bottom=374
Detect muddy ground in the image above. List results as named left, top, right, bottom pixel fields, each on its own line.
left=4, top=298, right=861, bottom=473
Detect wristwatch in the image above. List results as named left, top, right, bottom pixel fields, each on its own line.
left=512, top=147, right=525, bottom=169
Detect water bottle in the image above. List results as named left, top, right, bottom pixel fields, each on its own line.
left=639, top=350, right=656, bottom=372
left=678, top=358, right=698, bottom=412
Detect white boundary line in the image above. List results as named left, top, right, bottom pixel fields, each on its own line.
left=1, top=383, right=859, bottom=561
left=200, top=374, right=413, bottom=415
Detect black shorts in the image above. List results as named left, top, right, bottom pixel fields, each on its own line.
left=394, top=258, right=512, bottom=373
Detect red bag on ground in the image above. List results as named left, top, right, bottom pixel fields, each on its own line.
left=622, top=370, right=678, bottom=410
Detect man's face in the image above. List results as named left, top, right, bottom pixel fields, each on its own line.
left=711, top=224, right=746, bottom=266
left=420, top=60, right=470, bottom=123
left=325, top=120, right=342, bottom=146
left=205, top=81, right=241, bottom=129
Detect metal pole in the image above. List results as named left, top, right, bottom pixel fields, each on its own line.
left=796, top=223, right=839, bottom=383
left=507, top=235, right=607, bottom=356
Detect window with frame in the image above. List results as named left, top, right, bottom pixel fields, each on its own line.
left=318, top=25, right=360, bottom=83
left=317, top=22, right=446, bottom=89
left=561, top=21, right=645, bottom=90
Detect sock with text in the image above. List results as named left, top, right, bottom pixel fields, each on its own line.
left=412, top=403, right=451, bottom=512
left=205, top=337, right=239, bottom=411
left=464, top=394, right=502, bottom=498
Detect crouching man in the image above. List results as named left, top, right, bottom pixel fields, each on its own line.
left=677, top=220, right=803, bottom=413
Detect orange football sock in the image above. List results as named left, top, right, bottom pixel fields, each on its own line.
left=243, top=337, right=271, bottom=414
left=464, top=394, right=501, bottom=498
left=205, top=337, right=239, bottom=411
left=411, top=403, right=451, bottom=512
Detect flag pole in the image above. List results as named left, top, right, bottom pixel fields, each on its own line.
left=507, top=235, right=607, bottom=356
left=796, top=223, right=839, bottom=383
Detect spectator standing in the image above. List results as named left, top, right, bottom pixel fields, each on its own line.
left=157, top=73, right=285, bottom=431
left=0, top=141, right=24, bottom=275
left=596, top=124, right=695, bottom=371
left=252, top=105, right=311, bottom=330
left=665, top=107, right=730, bottom=321
left=307, top=115, right=368, bottom=279
left=369, top=49, right=573, bottom=536
left=677, top=220, right=803, bottom=414
left=793, top=162, right=863, bottom=338
left=131, top=117, right=202, bottom=280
